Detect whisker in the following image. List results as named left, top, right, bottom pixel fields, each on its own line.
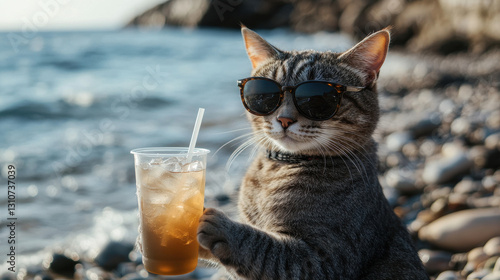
left=213, top=132, right=256, bottom=157
left=214, top=127, right=252, bottom=135
left=225, top=131, right=268, bottom=171
left=317, top=135, right=354, bottom=183
left=325, top=137, right=370, bottom=186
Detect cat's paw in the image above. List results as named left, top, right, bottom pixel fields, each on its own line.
left=197, top=208, right=234, bottom=259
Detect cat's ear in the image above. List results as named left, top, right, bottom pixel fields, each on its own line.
left=241, top=27, right=281, bottom=69
left=338, top=28, right=391, bottom=86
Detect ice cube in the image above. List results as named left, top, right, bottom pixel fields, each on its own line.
left=178, top=187, right=202, bottom=204
left=161, top=157, right=184, bottom=173
left=164, top=162, right=183, bottom=173
left=184, top=160, right=204, bottom=172
left=142, top=165, right=166, bottom=188
left=164, top=205, right=200, bottom=245
left=162, top=157, right=181, bottom=164
left=149, top=158, right=163, bottom=165
left=142, top=188, right=173, bottom=205
left=135, top=163, right=151, bottom=186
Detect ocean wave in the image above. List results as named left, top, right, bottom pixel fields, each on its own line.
left=0, top=96, right=173, bottom=120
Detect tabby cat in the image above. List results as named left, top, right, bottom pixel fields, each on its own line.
left=197, top=27, right=429, bottom=280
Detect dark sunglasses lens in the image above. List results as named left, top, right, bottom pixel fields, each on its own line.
left=295, top=83, right=340, bottom=120
left=243, top=79, right=281, bottom=115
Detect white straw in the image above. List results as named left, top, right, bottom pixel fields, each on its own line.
left=187, top=108, right=205, bottom=162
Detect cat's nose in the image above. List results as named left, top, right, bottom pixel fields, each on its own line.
left=277, top=116, right=296, bottom=129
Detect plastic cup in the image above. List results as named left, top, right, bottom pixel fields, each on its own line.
left=131, top=147, right=210, bottom=275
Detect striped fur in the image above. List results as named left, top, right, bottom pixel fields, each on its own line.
left=197, top=28, right=429, bottom=279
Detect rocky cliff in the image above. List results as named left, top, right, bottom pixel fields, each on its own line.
left=127, top=0, right=500, bottom=54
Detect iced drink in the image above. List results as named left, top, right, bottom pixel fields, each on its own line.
left=131, top=147, right=209, bottom=275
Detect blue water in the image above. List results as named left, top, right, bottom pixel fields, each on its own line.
left=0, top=28, right=356, bottom=268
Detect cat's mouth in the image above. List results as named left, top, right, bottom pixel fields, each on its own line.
left=268, top=131, right=315, bottom=153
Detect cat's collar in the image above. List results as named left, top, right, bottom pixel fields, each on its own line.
left=266, top=150, right=320, bottom=164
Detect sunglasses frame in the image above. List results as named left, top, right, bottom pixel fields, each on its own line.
left=237, top=77, right=365, bottom=121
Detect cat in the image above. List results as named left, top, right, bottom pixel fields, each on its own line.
left=197, top=26, right=429, bottom=280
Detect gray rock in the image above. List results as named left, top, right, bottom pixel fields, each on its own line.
left=486, top=132, right=500, bottom=150
left=423, top=152, right=473, bottom=184
left=95, top=241, right=134, bottom=271
left=483, top=272, right=500, bottom=280
left=420, top=139, right=439, bottom=158
left=408, top=116, right=442, bottom=138
left=127, top=0, right=500, bottom=54
left=451, top=117, right=472, bottom=136
left=84, top=267, right=110, bottom=280
left=495, top=257, right=500, bottom=272
left=485, top=257, right=500, bottom=271
left=385, top=168, right=418, bottom=194
left=454, top=178, right=482, bottom=194
left=467, top=247, right=489, bottom=268
left=484, top=237, right=500, bottom=257
left=468, top=269, right=490, bottom=280
left=435, top=270, right=460, bottom=280
left=46, top=253, right=79, bottom=277
left=386, top=131, right=413, bottom=152
left=419, top=208, right=500, bottom=252
left=419, top=249, right=452, bottom=274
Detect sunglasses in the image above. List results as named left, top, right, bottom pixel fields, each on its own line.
left=237, top=77, right=365, bottom=121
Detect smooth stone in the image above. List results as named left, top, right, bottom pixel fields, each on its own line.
left=468, top=270, right=490, bottom=280
left=85, top=267, right=109, bottom=280
left=385, top=168, right=418, bottom=194
left=116, top=262, right=138, bottom=277
left=95, top=241, right=134, bottom=271
left=120, top=272, right=146, bottom=280
left=435, top=270, right=460, bottom=280
left=417, top=209, right=440, bottom=223
left=386, top=152, right=406, bottom=168
left=451, top=117, right=472, bottom=135
left=463, top=247, right=488, bottom=274
left=485, top=257, right=500, bottom=271
left=402, top=142, right=420, bottom=159
left=47, top=253, right=79, bottom=276
left=420, top=139, right=439, bottom=157
left=482, top=176, right=498, bottom=192
left=419, top=208, right=500, bottom=252
left=447, top=192, right=468, bottom=211
left=495, top=257, right=500, bottom=272
left=419, top=249, right=452, bottom=274
left=386, top=131, right=413, bottom=152
left=488, top=111, right=500, bottom=130
left=441, top=141, right=467, bottom=158
left=467, top=247, right=490, bottom=269
left=469, top=145, right=490, bottom=168
left=454, top=178, right=481, bottom=194
left=215, top=193, right=231, bottom=206
left=430, top=197, right=448, bottom=214
left=486, top=132, right=500, bottom=150
left=450, top=252, right=468, bottom=271
left=483, top=272, right=500, bottom=280
left=430, top=186, right=453, bottom=201
left=422, top=152, right=473, bottom=184
left=408, top=116, right=441, bottom=138
left=0, top=272, right=16, bottom=280
left=33, top=274, right=52, bottom=280
left=468, top=196, right=499, bottom=209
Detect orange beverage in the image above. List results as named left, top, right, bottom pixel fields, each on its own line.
left=131, top=148, right=209, bottom=275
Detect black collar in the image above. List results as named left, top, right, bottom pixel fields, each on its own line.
left=266, top=150, right=321, bottom=163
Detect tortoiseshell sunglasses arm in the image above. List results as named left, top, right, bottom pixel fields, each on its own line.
left=345, top=86, right=365, bottom=92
